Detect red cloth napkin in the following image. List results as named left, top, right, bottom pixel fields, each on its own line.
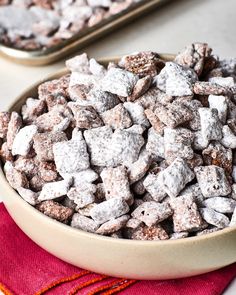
left=0, top=202, right=236, bottom=295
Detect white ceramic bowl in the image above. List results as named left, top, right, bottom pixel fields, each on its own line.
left=1, top=58, right=236, bottom=280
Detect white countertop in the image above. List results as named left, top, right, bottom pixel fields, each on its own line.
left=0, top=0, right=235, bottom=293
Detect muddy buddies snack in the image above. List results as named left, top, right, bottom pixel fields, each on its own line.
left=0, top=0, right=143, bottom=50
left=1, top=42, right=236, bottom=241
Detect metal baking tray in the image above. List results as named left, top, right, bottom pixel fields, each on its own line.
left=0, top=0, right=171, bottom=66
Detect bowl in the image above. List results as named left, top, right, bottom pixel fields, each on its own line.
left=1, top=55, right=236, bottom=280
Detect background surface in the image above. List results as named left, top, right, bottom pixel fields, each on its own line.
left=0, top=0, right=235, bottom=293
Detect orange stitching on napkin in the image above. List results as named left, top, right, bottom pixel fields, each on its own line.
left=34, top=270, right=90, bottom=295
left=87, top=278, right=126, bottom=295
left=0, top=282, right=13, bottom=295
left=101, top=279, right=137, bottom=295
left=68, top=275, right=108, bottom=295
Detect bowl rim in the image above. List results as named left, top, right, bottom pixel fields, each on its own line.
left=1, top=55, right=236, bottom=247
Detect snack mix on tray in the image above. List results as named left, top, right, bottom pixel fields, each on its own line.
left=1, top=42, right=236, bottom=241
left=0, top=0, right=142, bottom=50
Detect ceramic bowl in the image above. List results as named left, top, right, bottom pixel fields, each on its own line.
left=1, top=56, right=236, bottom=280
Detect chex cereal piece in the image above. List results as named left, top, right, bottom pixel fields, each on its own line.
left=193, top=131, right=209, bottom=150
left=38, top=76, right=69, bottom=109
left=101, top=68, right=138, bottom=97
left=4, top=161, right=29, bottom=189
left=181, top=99, right=202, bottom=131
left=164, top=127, right=194, bottom=163
left=77, top=203, right=96, bottom=217
left=202, top=142, right=232, bottom=176
left=175, top=42, right=213, bottom=76
left=101, top=166, right=133, bottom=205
left=86, top=86, right=120, bottom=114
left=125, top=124, right=146, bottom=135
left=69, top=104, right=103, bottom=129
left=230, top=207, right=236, bottom=226
left=33, top=131, right=67, bottom=162
left=170, top=232, right=189, bottom=240
left=144, top=107, right=165, bottom=135
left=0, top=112, right=10, bottom=138
left=156, top=102, right=193, bottom=128
left=195, top=165, right=231, bottom=198
left=84, top=126, right=113, bottom=166
left=200, top=208, right=230, bottom=228
left=128, top=75, right=152, bottom=101
left=37, top=200, right=74, bottom=224
left=111, top=128, right=145, bottom=166
left=66, top=53, right=90, bottom=73
left=146, top=127, right=165, bottom=159
left=119, top=51, right=164, bottom=77
left=221, top=125, right=236, bottom=149
left=131, top=224, right=169, bottom=241
left=123, top=101, right=150, bottom=128
left=35, top=105, right=72, bottom=132
left=6, top=112, right=22, bottom=150
left=38, top=178, right=72, bottom=201
left=193, top=81, right=230, bottom=95
left=39, top=162, right=58, bottom=182
left=68, top=83, right=92, bottom=102
left=209, top=76, right=235, bottom=88
left=21, top=98, right=46, bottom=123
left=61, top=169, right=98, bottom=188
left=131, top=201, right=172, bottom=227
left=126, top=218, right=143, bottom=229
left=143, top=172, right=167, bottom=202
left=90, top=197, right=129, bottom=224
left=69, top=72, right=98, bottom=91
left=170, top=195, right=203, bottom=232
left=101, top=103, right=132, bottom=130
left=208, top=95, right=228, bottom=123
left=89, top=58, right=106, bottom=77
left=202, top=197, right=236, bottom=214
left=198, top=107, right=222, bottom=141
left=128, top=149, right=152, bottom=184
left=186, top=153, right=203, bottom=170
left=96, top=214, right=130, bottom=235
left=155, top=62, right=198, bottom=96
left=67, top=183, right=96, bottom=209
left=53, top=131, right=89, bottom=173
left=71, top=213, right=99, bottom=233
left=0, top=142, right=13, bottom=162
left=159, top=158, right=195, bottom=198
left=17, top=187, right=39, bottom=206
left=137, top=87, right=172, bottom=109
left=219, top=58, right=236, bottom=76
left=29, top=174, right=45, bottom=192
left=179, top=183, right=204, bottom=204
left=14, top=156, right=38, bottom=178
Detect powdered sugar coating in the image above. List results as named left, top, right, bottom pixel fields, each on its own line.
left=101, top=68, right=138, bottom=97
left=195, top=165, right=231, bottom=198
left=159, top=158, right=195, bottom=198
left=53, top=131, right=90, bottom=173
left=101, top=166, right=133, bottom=205
left=131, top=201, right=172, bottom=227
left=90, top=197, right=129, bottom=224
left=200, top=208, right=230, bottom=228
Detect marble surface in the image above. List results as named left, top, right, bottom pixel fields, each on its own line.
left=0, top=0, right=235, bottom=293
